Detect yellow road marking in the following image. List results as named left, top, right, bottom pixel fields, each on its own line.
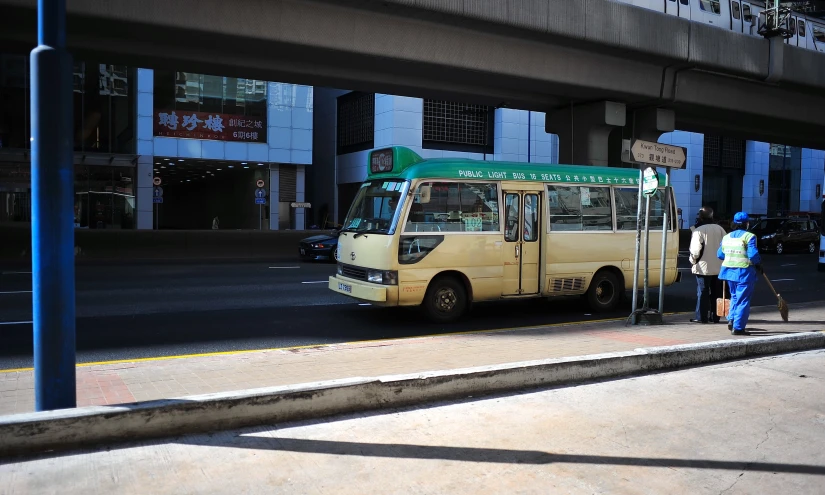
left=10, top=309, right=790, bottom=375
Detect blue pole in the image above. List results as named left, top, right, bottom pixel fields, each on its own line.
left=31, top=0, right=76, bottom=411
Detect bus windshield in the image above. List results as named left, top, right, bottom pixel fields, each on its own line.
left=342, top=179, right=409, bottom=234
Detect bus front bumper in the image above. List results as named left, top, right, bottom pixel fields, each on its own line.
left=329, top=276, right=388, bottom=303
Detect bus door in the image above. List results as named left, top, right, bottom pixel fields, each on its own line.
left=502, top=191, right=541, bottom=296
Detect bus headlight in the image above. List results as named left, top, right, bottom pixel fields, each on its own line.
left=367, top=270, right=398, bottom=285
left=336, top=263, right=343, bottom=275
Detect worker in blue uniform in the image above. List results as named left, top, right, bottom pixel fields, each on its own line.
left=717, top=212, right=762, bottom=335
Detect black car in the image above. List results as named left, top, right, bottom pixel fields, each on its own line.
left=750, top=217, right=820, bottom=255
left=298, top=231, right=339, bottom=262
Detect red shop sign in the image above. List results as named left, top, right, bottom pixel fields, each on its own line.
left=153, top=109, right=267, bottom=143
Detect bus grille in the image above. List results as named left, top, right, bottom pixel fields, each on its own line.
left=550, top=277, right=585, bottom=292
left=340, top=264, right=368, bottom=281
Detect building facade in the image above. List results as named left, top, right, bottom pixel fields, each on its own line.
left=0, top=51, right=313, bottom=231
left=311, top=91, right=824, bottom=229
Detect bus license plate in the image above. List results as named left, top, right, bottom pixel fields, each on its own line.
left=338, top=282, right=352, bottom=293
left=300, top=248, right=305, bottom=255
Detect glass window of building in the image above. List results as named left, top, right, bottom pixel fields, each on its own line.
left=768, top=144, right=801, bottom=216
left=2, top=53, right=137, bottom=228
left=337, top=92, right=374, bottom=155
left=153, top=70, right=268, bottom=143
left=423, top=100, right=494, bottom=154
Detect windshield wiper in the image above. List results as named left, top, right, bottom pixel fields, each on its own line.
left=352, top=228, right=387, bottom=239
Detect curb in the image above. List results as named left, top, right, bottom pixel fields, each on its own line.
left=1, top=332, right=823, bottom=458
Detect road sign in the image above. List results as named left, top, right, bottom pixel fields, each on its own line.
left=642, top=167, right=659, bottom=197
left=290, top=202, right=311, bottom=208
left=256, top=179, right=265, bottom=188
left=631, top=140, right=686, bottom=169
left=153, top=197, right=163, bottom=204
left=255, top=198, right=266, bottom=205
left=153, top=177, right=162, bottom=186
left=153, top=186, right=163, bottom=197
left=255, top=187, right=266, bottom=199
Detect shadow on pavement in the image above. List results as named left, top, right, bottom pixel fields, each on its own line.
left=175, top=435, right=825, bottom=475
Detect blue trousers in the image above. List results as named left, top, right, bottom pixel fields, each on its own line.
left=727, top=280, right=755, bottom=331
left=695, top=275, right=722, bottom=322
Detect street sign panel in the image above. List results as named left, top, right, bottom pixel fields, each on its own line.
left=642, top=167, right=659, bottom=197
left=153, top=197, right=163, bottom=204
left=255, top=198, right=266, bottom=205
left=631, top=140, right=686, bottom=169
left=290, top=202, right=311, bottom=208
left=255, top=187, right=266, bottom=199
left=256, top=179, right=265, bottom=188
left=153, top=177, right=162, bottom=186
left=153, top=186, right=163, bottom=197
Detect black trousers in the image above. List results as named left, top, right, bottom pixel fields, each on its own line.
left=695, top=275, right=723, bottom=323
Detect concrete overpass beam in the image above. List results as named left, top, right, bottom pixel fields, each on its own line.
left=634, top=108, right=676, bottom=143
left=546, top=101, right=626, bottom=166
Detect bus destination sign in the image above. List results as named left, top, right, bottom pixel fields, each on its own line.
left=371, top=149, right=394, bottom=174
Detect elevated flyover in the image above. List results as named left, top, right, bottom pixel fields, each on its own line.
left=1, top=0, right=824, bottom=148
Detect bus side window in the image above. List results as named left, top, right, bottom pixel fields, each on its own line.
left=523, top=194, right=539, bottom=242
left=406, top=181, right=500, bottom=233
left=547, top=185, right=612, bottom=231
left=799, top=20, right=806, bottom=38
left=504, top=193, right=519, bottom=242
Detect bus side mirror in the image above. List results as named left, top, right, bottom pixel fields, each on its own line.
left=418, top=186, right=432, bottom=204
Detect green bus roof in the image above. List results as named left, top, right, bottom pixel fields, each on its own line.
left=366, top=147, right=667, bottom=187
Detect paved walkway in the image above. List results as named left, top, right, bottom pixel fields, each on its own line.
left=1, top=302, right=823, bottom=416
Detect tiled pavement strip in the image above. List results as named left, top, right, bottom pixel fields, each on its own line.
left=0, top=302, right=822, bottom=416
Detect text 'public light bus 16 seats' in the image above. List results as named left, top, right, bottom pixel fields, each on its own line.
left=328, top=147, right=680, bottom=323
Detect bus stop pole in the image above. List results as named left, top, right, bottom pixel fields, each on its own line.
left=658, top=169, right=671, bottom=314
left=630, top=169, right=644, bottom=323
left=31, top=0, right=76, bottom=411
left=643, top=193, right=652, bottom=310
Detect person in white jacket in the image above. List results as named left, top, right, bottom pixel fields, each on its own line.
left=689, top=206, right=727, bottom=323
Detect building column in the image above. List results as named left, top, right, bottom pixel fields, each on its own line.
left=295, top=165, right=306, bottom=230
left=546, top=101, right=626, bottom=166
left=136, top=68, right=155, bottom=229
left=800, top=148, right=825, bottom=213
left=742, top=141, right=769, bottom=216
left=136, top=156, right=154, bottom=228
left=658, top=131, right=703, bottom=229
left=635, top=108, right=675, bottom=143
left=269, top=164, right=280, bottom=230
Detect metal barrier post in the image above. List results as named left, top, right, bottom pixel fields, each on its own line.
left=31, top=0, right=76, bottom=411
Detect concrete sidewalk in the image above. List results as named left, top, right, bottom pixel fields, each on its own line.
left=2, top=302, right=822, bottom=416
left=2, top=349, right=823, bottom=494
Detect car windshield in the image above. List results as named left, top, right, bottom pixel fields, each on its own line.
left=751, top=219, right=785, bottom=232
left=342, top=180, right=409, bottom=234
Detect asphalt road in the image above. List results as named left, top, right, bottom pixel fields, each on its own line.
left=0, top=252, right=822, bottom=369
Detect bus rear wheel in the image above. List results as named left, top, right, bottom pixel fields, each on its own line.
left=586, top=271, right=621, bottom=312
left=423, top=276, right=467, bottom=323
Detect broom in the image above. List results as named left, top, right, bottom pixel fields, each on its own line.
left=761, top=272, right=789, bottom=322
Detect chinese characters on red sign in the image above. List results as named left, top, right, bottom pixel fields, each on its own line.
left=153, top=110, right=267, bottom=143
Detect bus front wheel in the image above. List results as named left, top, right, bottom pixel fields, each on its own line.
left=586, top=271, right=621, bottom=312
left=423, top=276, right=467, bottom=323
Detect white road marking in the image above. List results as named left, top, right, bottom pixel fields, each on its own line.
left=0, top=321, right=32, bottom=326
left=269, top=266, right=300, bottom=269
left=359, top=303, right=371, bottom=306
left=301, top=281, right=327, bottom=284
left=0, top=291, right=31, bottom=294
left=771, top=279, right=795, bottom=282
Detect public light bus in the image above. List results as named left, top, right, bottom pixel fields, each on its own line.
left=328, top=147, right=679, bottom=322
